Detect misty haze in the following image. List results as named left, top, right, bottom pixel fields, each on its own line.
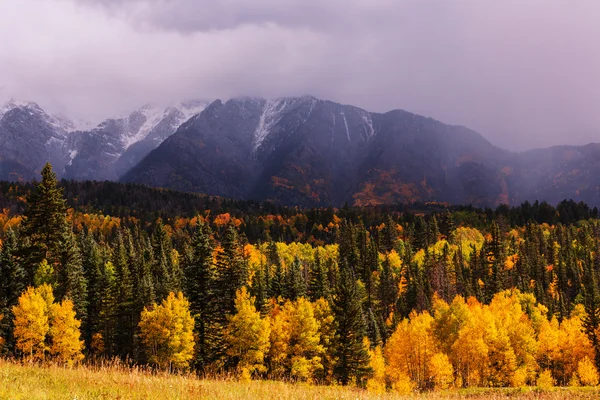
left=1, top=0, right=600, bottom=151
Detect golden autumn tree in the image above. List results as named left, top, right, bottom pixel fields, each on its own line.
left=48, top=299, right=84, bottom=364
left=313, top=297, right=336, bottom=382
left=488, top=290, right=538, bottom=386
left=286, top=297, right=324, bottom=381
left=429, top=352, right=454, bottom=390
left=365, top=339, right=386, bottom=394
left=225, top=287, right=271, bottom=377
left=385, top=310, right=437, bottom=390
left=266, top=298, right=324, bottom=381
left=450, top=297, right=493, bottom=387
left=12, top=284, right=83, bottom=364
left=266, top=300, right=291, bottom=377
left=12, top=285, right=53, bottom=360
left=557, top=305, right=595, bottom=383
left=139, top=292, right=195, bottom=369
left=537, top=304, right=595, bottom=384
left=576, top=357, right=599, bottom=386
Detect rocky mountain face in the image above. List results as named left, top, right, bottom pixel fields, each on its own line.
left=64, top=100, right=207, bottom=181
left=121, top=97, right=600, bottom=207
left=2, top=96, right=598, bottom=207
left=0, top=99, right=206, bottom=182
left=0, top=101, right=77, bottom=181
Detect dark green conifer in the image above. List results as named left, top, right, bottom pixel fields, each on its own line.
left=333, top=267, right=373, bottom=386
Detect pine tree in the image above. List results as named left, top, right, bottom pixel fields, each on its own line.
left=378, top=253, right=398, bottom=333
left=252, top=260, right=268, bottom=314
left=56, top=228, right=88, bottom=328
left=0, top=229, right=25, bottom=349
left=185, top=219, right=219, bottom=368
left=215, top=225, right=247, bottom=315
left=21, top=163, right=68, bottom=283
left=309, top=248, right=330, bottom=301
left=113, top=231, right=135, bottom=358
left=287, top=257, right=306, bottom=301
left=80, top=232, right=103, bottom=346
left=380, top=215, right=398, bottom=253
left=151, top=220, right=174, bottom=300
left=271, top=259, right=286, bottom=300
left=267, top=241, right=282, bottom=299
left=97, top=261, right=118, bottom=356
left=582, top=255, right=600, bottom=368
left=333, top=267, right=373, bottom=385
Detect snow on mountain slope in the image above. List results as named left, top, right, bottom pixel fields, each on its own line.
left=65, top=100, right=208, bottom=181
left=0, top=98, right=207, bottom=181
left=252, top=96, right=317, bottom=153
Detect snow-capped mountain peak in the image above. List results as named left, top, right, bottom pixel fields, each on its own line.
left=0, top=97, right=208, bottom=182
left=63, top=99, right=208, bottom=181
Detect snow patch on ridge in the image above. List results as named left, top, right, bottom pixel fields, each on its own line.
left=361, top=113, right=375, bottom=140
left=121, top=101, right=207, bottom=150
left=252, top=97, right=318, bottom=152
left=341, top=111, right=351, bottom=141
left=253, top=99, right=290, bottom=151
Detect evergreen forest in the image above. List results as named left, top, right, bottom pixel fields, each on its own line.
left=2, top=163, right=600, bottom=393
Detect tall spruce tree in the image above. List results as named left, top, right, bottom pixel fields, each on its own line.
left=21, top=163, right=68, bottom=284
left=113, top=231, right=135, bottom=358
left=333, top=266, right=372, bottom=385
left=309, top=248, right=330, bottom=301
left=150, top=220, right=174, bottom=300
left=0, top=229, right=25, bottom=351
left=80, top=232, right=103, bottom=346
left=185, top=218, right=220, bottom=368
left=287, top=257, right=306, bottom=300
left=57, top=228, right=88, bottom=328
left=582, top=254, right=600, bottom=368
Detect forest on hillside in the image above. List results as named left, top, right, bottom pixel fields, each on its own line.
left=2, top=163, right=600, bottom=393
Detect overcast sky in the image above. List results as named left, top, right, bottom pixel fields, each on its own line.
left=1, top=0, right=599, bottom=150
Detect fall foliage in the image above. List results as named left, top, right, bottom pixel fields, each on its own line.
left=138, top=292, right=195, bottom=369
left=2, top=164, right=600, bottom=393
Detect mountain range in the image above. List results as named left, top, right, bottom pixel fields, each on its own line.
left=0, top=99, right=206, bottom=182
left=1, top=97, right=599, bottom=207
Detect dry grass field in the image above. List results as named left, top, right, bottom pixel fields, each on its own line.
left=1, top=360, right=599, bottom=399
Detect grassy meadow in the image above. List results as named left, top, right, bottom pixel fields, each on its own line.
left=1, top=360, right=600, bottom=400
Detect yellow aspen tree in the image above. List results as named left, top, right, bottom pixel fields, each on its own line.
left=225, top=287, right=271, bottom=377
left=451, top=297, right=492, bottom=387
left=556, top=305, right=595, bottom=383
left=12, top=285, right=53, bottom=360
left=267, top=302, right=291, bottom=377
left=429, top=352, right=454, bottom=390
left=286, top=297, right=323, bottom=381
left=433, top=295, right=471, bottom=367
left=486, top=324, right=517, bottom=387
left=489, top=290, right=538, bottom=385
left=576, top=357, right=599, bottom=386
left=536, top=369, right=555, bottom=389
left=48, top=299, right=84, bottom=365
left=365, top=339, right=386, bottom=394
left=537, top=317, right=560, bottom=373
left=385, top=310, right=436, bottom=390
left=313, top=297, right=336, bottom=383
left=139, top=292, right=195, bottom=369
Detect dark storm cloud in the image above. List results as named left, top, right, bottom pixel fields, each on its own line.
left=1, top=0, right=599, bottom=150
